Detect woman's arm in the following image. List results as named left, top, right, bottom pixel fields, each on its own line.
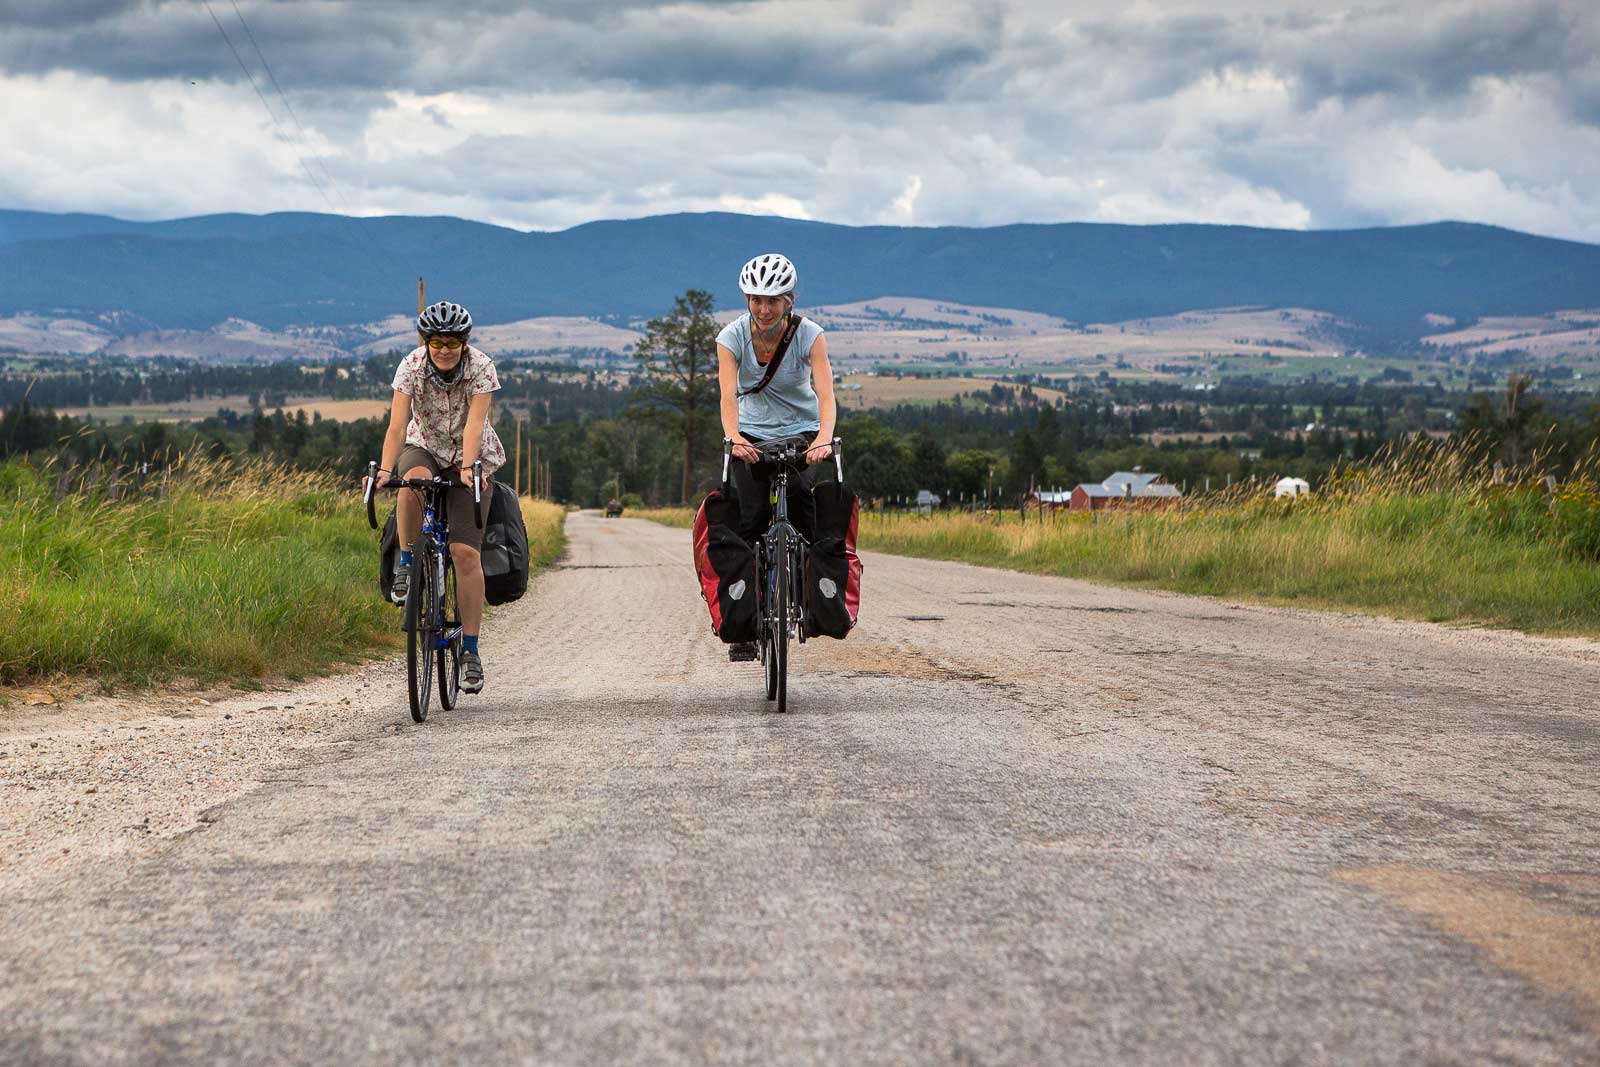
left=718, top=343, right=759, bottom=462
left=806, top=335, right=837, bottom=463
left=378, top=390, right=411, bottom=481
left=462, top=392, right=492, bottom=490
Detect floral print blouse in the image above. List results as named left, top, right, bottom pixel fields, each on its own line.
left=391, top=345, right=506, bottom=474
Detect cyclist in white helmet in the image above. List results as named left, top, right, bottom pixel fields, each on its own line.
left=717, top=253, right=837, bottom=659
left=377, top=300, right=505, bottom=694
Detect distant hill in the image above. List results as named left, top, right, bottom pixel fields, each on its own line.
left=1, top=208, right=1596, bottom=336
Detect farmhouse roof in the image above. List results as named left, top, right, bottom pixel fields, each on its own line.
left=1103, top=470, right=1163, bottom=492
left=1071, top=473, right=1183, bottom=499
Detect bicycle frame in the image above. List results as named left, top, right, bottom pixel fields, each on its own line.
left=364, top=460, right=484, bottom=653
left=415, top=492, right=462, bottom=650
left=761, top=463, right=805, bottom=646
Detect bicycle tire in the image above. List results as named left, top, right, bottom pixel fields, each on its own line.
left=775, top=537, right=790, bottom=713
left=764, top=627, right=778, bottom=702
left=437, top=555, right=461, bottom=710
left=405, top=544, right=436, bottom=723
left=761, top=552, right=778, bottom=701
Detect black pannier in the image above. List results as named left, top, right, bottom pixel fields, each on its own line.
left=804, top=481, right=862, bottom=639
left=693, top=488, right=758, bottom=643
left=481, top=481, right=529, bottom=605
left=378, top=506, right=400, bottom=601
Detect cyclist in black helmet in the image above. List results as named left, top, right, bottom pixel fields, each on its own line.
left=377, top=300, right=505, bottom=694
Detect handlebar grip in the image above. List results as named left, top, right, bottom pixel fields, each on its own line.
left=832, top=437, right=843, bottom=482
left=721, top=438, right=732, bottom=489
left=472, top=460, right=485, bottom=529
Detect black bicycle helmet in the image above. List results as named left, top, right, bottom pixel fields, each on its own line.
left=417, top=300, right=472, bottom=337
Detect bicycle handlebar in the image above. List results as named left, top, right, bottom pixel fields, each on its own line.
left=722, top=436, right=843, bottom=488
left=364, top=458, right=486, bottom=530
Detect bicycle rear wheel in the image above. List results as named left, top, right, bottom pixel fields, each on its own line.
left=404, top=543, right=437, bottom=723
left=436, top=556, right=461, bottom=710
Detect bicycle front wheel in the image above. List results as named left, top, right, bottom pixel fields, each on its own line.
left=405, top=544, right=437, bottom=723
left=764, top=625, right=778, bottom=702
left=774, top=539, right=790, bottom=713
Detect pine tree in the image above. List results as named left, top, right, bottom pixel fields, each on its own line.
left=631, top=289, right=720, bottom=503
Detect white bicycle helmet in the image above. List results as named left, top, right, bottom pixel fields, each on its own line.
left=739, top=253, right=797, bottom=296
left=417, top=300, right=472, bottom=336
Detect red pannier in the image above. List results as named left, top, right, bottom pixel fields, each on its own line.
left=804, top=481, right=862, bottom=639
left=692, top=488, right=758, bottom=643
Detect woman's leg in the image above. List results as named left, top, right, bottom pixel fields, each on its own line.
left=394, top=447, right=437, bottom=551
left=449, top=543, right=485, bottom=636
left=728, top=455, right=774, bottom=545
left=445, top=484, right=488, bottom=690
left=789, top=465, right=819, bottom=542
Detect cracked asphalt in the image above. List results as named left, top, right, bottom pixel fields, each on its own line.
left=2, top=511, right=1597, bottom=1065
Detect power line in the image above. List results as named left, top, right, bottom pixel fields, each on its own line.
left=200, top=0, right=340, bottom=214
left=226, top=0, right=358, bottom=218
left=200, top=0, right=400, bottom=297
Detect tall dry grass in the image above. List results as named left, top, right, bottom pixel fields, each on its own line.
left=641, top=436, right=1600, bottom=636
left=2, top=454, right=569, bottom=689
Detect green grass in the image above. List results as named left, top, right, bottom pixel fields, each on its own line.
left=638, top=440, right=1600, bottom=638
left=857, top=494, right=1600, bottom=636
left=636, top=507, right=695, bottom=529
left=1, top=458, right=568, bottom=690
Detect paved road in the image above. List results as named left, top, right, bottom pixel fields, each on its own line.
left=4, top=511, right=1598, bottom=1065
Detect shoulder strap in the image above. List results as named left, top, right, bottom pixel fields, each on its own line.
left=738, top=314, right=802, bottom=398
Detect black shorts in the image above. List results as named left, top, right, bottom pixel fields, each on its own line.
left=730, top=436, right=818, bottom=544
left=395, top=445, right=485, bottom=551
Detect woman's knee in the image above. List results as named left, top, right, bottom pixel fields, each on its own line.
left=450, top=543, right=482, bottom=572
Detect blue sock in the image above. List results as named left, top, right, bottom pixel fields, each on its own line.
left=463, top=634, right=479, bottom=655
left=398, top=549, right=412, bottom=567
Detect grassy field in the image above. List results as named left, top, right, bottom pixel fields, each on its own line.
left=636, top=441, right=1600, bottom=638
left=58, top=395, right=390, bottom=423
left=833, top=373, right=1071, bottom=410
left=1, top=457, right=566, bottom=691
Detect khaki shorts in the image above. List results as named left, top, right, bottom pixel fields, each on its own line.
left=394, top=445, right=486, bottom=551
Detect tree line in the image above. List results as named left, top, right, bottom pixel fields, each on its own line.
left=5, top=292, right=1600, bottom=506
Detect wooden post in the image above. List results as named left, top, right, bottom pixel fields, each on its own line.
left=515, top=416, right=522, bottom=497
left=534, top=446, right=541, bottom=499
left=416, top=278, right=427, bottom=349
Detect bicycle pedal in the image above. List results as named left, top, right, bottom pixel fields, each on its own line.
left=727, top=643, right=758, bottom=662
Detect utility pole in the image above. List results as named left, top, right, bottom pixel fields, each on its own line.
left=417, top=278, right=426, bottom=348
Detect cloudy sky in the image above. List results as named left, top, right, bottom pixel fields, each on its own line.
left=2, top=0, right=1597, bottom=240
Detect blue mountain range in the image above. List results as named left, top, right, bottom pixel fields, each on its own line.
left=1, top=208, right=1596, bottom=336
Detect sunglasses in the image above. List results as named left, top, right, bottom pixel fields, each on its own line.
left=426, top=337, right=464, bottom=350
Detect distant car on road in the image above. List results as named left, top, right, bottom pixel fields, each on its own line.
left=604, top=499, right=624, bottom=518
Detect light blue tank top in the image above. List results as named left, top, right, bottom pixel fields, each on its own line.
left=718, top=314, right=825, bottom=440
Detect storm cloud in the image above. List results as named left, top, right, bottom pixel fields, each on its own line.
left=1, top=0, right=1596, bottom=240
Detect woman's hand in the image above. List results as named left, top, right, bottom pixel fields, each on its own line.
left=731, top=437, right=761, bottom=464
left=455, top=467, right=491, bottom=494
left=805, top=438, right=834, bottom=465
